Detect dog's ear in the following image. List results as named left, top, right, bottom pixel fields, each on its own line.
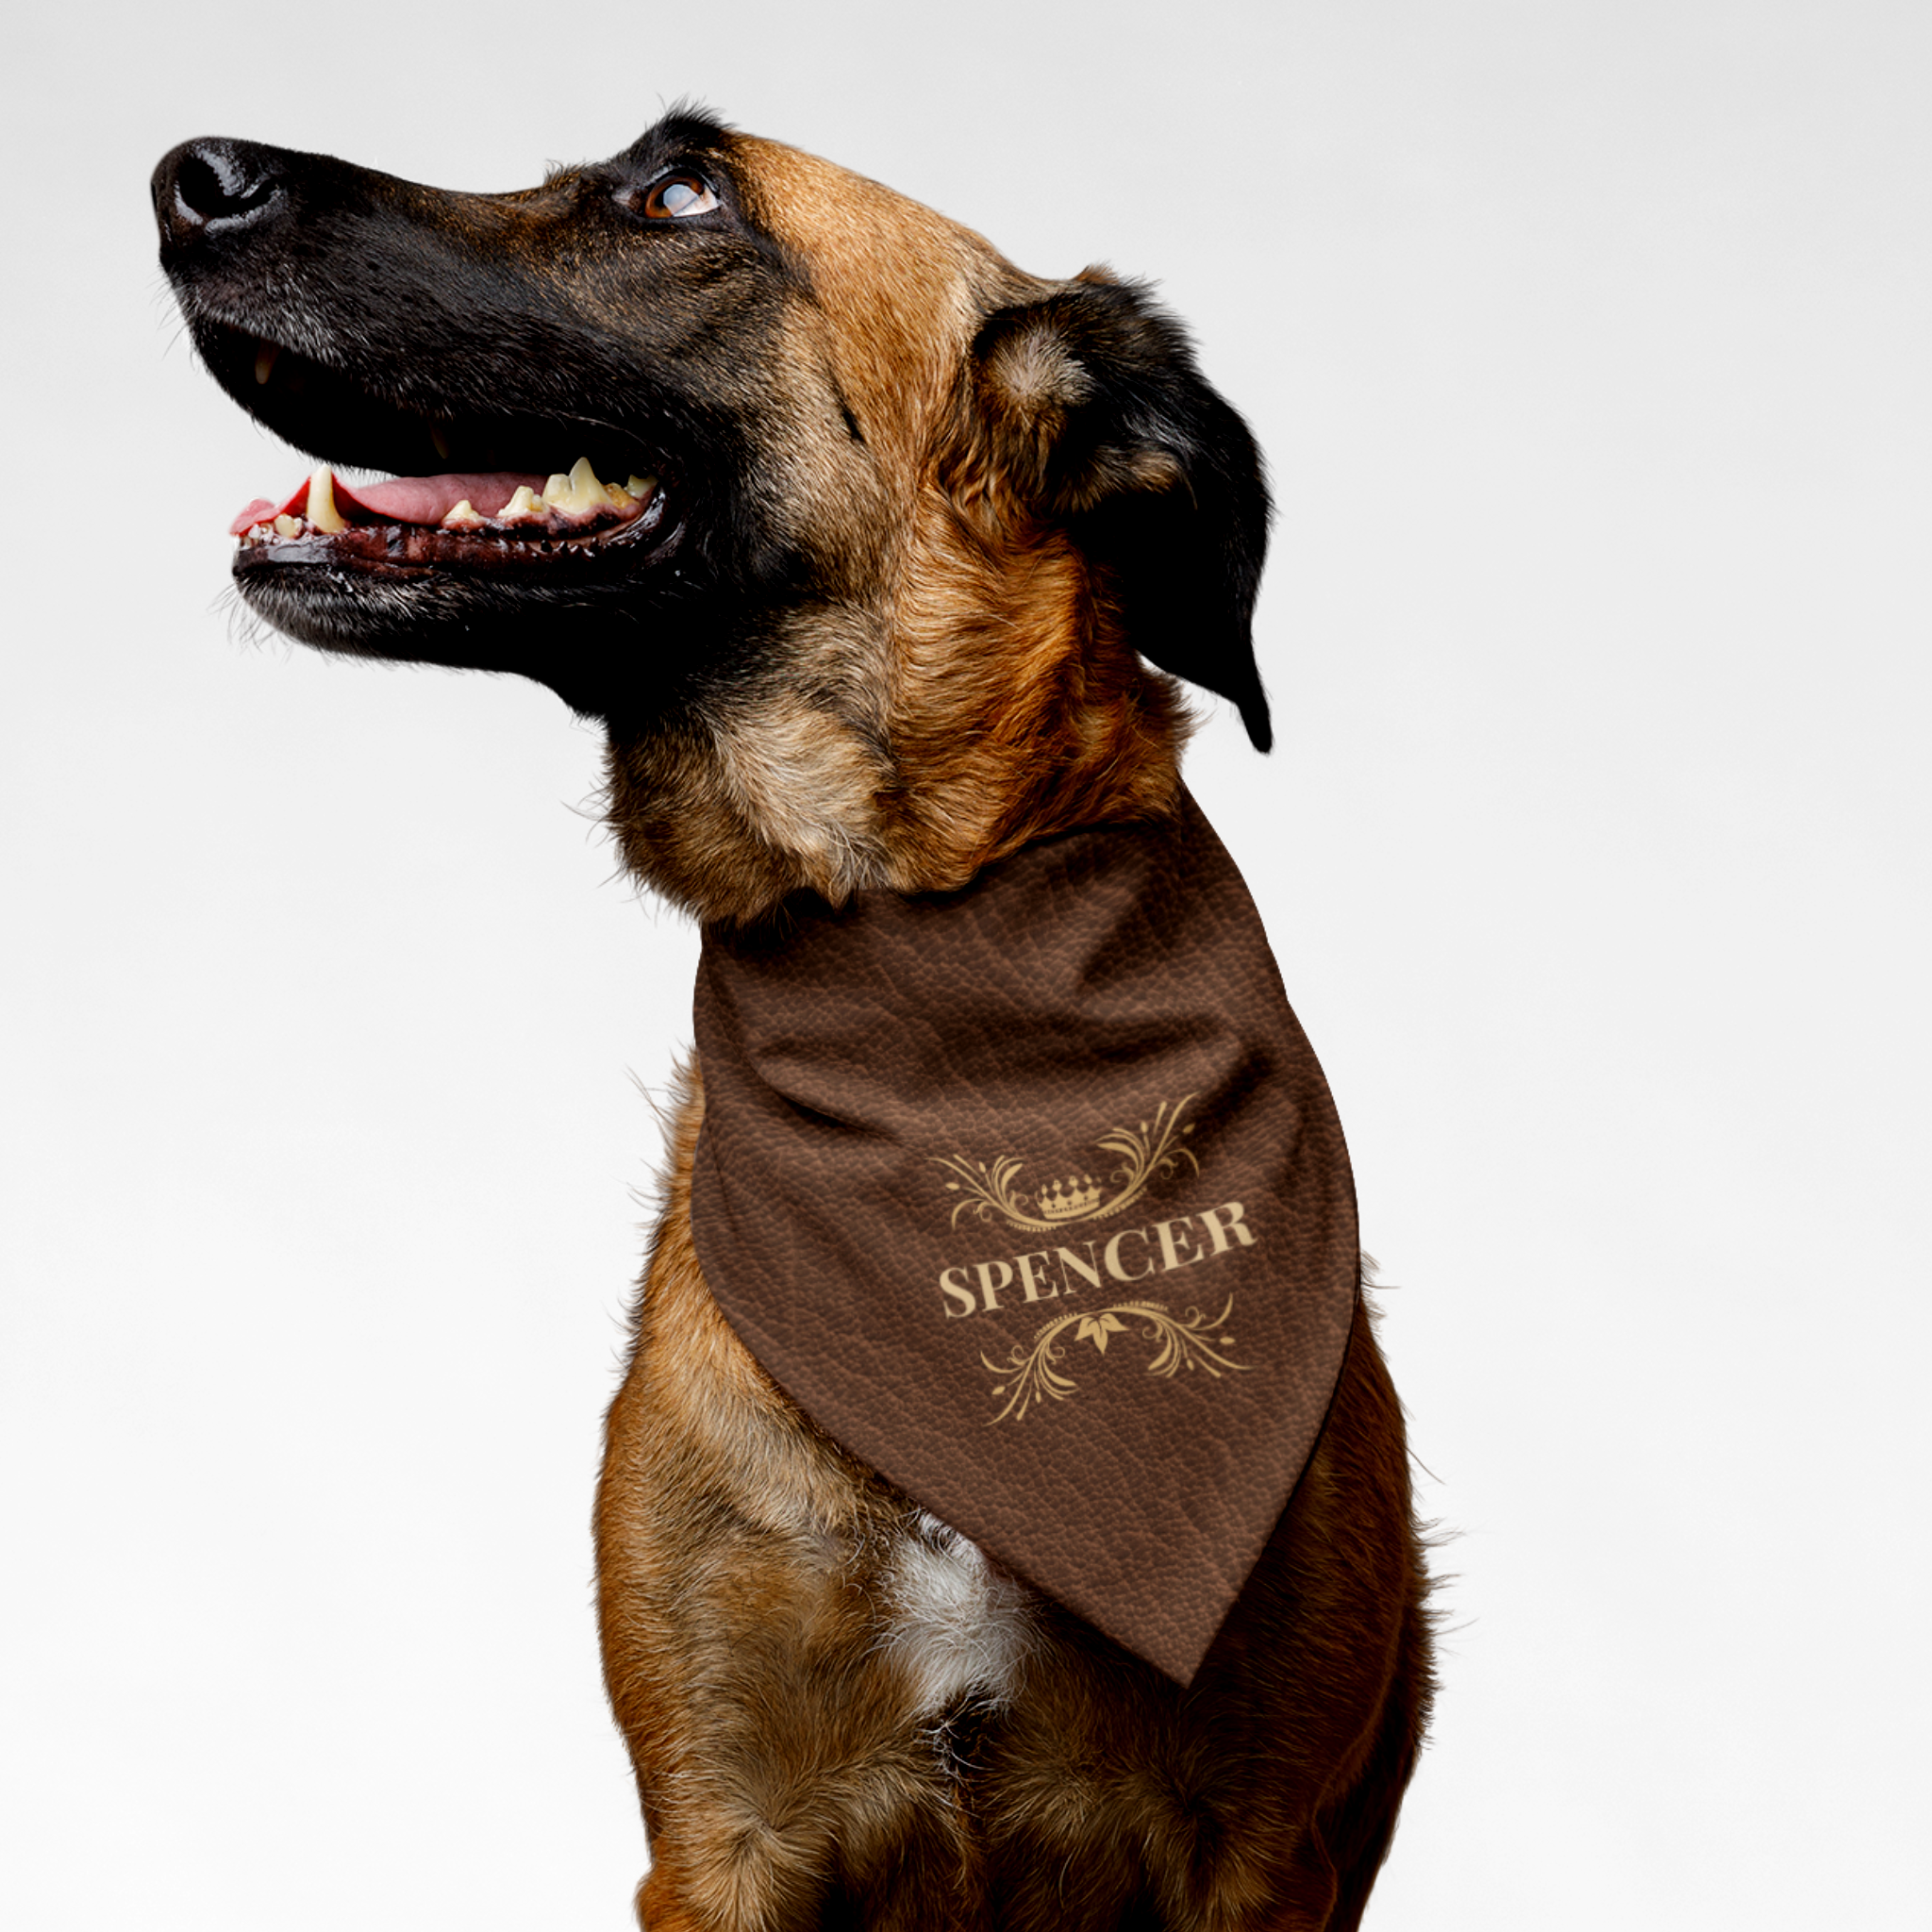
left=958, top=271, right=1274, bottom=751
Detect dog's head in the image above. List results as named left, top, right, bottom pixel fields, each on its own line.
left=155, top=108, right=1271, bottom=920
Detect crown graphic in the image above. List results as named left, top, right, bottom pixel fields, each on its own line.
left=934, top=1093, right=1201, bottom=1236
left=1038, top=1174, right=1104, bottom=1221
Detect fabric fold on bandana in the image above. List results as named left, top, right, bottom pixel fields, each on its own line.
left=688, top=790, right=1357, bottom=1685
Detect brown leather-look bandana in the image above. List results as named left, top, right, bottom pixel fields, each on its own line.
left=689, top=791, right=1357, bottom=1685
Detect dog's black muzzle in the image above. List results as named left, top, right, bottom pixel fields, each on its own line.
left=149, top=125, right=803, bottom=722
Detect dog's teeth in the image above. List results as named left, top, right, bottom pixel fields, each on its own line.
left=274, top=513, right=302, bottom=538
left=307, top=467, right=347, bottom=534
left=625, top=474, right=658, bottom=503
left=501, top=485, right=544, bottom=522
left=253, top=341, right=279, bottom=386
left=441, top=499, right=484, bottom=528
left=429, top=425, right=452, bottom=460
left=567, top=456, right=605, bottom=505
left=541, top=458, right=608, bottom=515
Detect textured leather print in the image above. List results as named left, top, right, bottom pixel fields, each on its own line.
left=690, top=791, right=1357, bottom=1684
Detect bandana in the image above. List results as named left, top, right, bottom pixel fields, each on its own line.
left=688, top=790, right=1357, bottom=1685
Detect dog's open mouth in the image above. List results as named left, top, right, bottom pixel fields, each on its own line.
left=204, top=323, right=676, bottom=582
left=231, top=457, right=665, bottom=573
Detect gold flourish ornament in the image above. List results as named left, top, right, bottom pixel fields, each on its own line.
left=981, top=1296, right=1249, bottom=1424
left=935, top=1095, right=1201, bottom=1232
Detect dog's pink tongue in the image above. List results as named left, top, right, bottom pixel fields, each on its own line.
left=346, top=472, right=541, bottom=524
left=228, top=469, right=545, bottom=535
left=229, top=496, right=284, bottom=535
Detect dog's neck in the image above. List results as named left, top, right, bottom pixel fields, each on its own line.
left=603, top=543, right=1192, bottom=926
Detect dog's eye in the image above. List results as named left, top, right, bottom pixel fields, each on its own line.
left=635, top=175, right=719, bottom=220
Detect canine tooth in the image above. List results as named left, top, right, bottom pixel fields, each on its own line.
left=254, top=341, right=279, bottom=386
left=307, top=467, right=347, bottom=534
left=274, top=514, right=302, bottom=538
left=566, top=457, right=605, bottom=509
left=429, top=425, right=451, bottom=460
left=441, top=499, right=484, bottom=527
left=501, top=485, right=543, bottom=521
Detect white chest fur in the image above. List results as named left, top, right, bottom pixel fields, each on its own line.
left=882, top=1513, right=1036, bottom=1716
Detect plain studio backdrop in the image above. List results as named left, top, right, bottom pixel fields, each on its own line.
left=3, top=3, right=1925, bottom=1925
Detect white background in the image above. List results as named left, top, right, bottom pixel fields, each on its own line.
left=4, top=3, right=1926, bottom=1925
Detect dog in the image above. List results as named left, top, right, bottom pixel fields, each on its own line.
left=153, top=108, right=1432, bottom=1930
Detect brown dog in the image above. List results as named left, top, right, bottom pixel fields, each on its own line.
left=154, top=108, right=1432, bottom=1930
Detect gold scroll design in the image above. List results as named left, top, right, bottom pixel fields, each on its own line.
left=981, top=1296, right=1250, bottom=1424
left=933, top=1094, right=1201, bottom=1234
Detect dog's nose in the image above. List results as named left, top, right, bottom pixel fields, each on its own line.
left=153, top=138, right=288, bottom=247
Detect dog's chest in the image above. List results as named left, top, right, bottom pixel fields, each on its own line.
left=881, top=1512, right=1035, bottom=1715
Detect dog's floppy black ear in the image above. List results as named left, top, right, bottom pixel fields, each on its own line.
left=962, top=271, right=1274, bottom=751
